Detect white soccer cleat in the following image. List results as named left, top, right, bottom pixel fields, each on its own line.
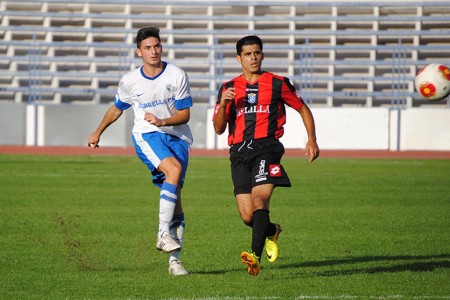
left=168, top=260, right=188, bottom=276
left=156, top=232, right=181, bottom=253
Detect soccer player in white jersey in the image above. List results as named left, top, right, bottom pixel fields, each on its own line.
left=87, top=26, right=193, bottom=276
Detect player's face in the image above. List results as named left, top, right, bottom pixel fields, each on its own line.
left=136, top=37, right=163, bottom=67
left=237, top=44, right=264, bottom=75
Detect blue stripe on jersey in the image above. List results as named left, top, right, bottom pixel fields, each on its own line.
left=115, top=97, right=132, bottom=110
left=175, top=95, right=193, bottom=110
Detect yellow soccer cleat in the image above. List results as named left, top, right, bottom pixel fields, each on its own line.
left=240, top=251, right=260, bottom=276
left=265, top=223, right=282, bottom=263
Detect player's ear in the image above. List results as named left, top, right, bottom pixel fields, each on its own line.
left=261, top=51, right=264, bottom=61
left=136, top=48, right=142, bottom=57
left=236, top=55, right=241, bottom=63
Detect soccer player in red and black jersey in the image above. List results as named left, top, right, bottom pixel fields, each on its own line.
left=213, top=35, right=320, bottom=276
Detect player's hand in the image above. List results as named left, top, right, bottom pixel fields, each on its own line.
left=220, top=87, right=235, bottom=107
left=145, top=112, right=164, bottom=127
left=305, top=140, right=320, bottom=163
left=87, top=133, right=100, bottom=148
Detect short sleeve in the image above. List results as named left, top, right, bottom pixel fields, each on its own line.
left=114, top=78, right=132, bottom=110
left=174, top=70, right=193, bottom=110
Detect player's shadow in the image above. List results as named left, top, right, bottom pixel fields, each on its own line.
left=187, top=254, right=450, bottom=276
left=277, top=253, right=450, bottom=277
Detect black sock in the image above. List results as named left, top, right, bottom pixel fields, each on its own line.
left=252, top=209, right=270, bottom=259
left=267, top=222, right=277, bottom=237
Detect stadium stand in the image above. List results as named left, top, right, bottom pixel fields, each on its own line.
left=1, top=0, right=450, bottom=107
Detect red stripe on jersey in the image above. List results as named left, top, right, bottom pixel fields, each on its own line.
left=281, top=76, right=304, bottom=110
left=275, top=103, right=286, bottom=139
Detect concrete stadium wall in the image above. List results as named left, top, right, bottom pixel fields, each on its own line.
left=24, top=104, right=133, bottom=147
left=0, top=103, right=27, bottom=145
left=0, top=103, right=449, bottom=151
left=1, top=103, right=208, bottom=149
left=206, top=106, right=450, bottom=151
left=398, top=108, right=450, bottom=151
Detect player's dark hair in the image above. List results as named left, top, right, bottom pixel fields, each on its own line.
left=236, top=35, right=263, bottom=55
left=136, top=26, right=161, bottom=48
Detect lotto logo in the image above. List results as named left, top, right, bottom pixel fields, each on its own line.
left=269, top=164, right=282, bottom=177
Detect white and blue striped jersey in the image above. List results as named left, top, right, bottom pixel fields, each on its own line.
left=114, top=62, right=193, bottom=144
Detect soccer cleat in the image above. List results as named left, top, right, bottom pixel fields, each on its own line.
left=156, top=232, right=181, bottom=253
left=168, top=260, right=188, bottom=276
left=240, top=251, right=260, bottom=276
left=265, top=223, right=282, bottom=263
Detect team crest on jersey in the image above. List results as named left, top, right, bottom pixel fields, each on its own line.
left=247, top=93, right=257, bottom=104
left=166, top=84, right=177, bottom=93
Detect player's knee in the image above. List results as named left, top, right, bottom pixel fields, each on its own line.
left=252, top=198, right=269, bottom=210
left=242, top=216, right=253, bottom=227
left=161, top=158, right=183, bottom=182
left=170, top=162, right=182, bottom=177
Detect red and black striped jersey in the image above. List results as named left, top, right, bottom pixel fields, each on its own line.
left=213, top=72, right=304, bottom=146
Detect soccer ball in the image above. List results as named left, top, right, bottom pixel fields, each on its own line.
left=415, top=63, right=450, bottom=101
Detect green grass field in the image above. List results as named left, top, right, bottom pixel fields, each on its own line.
left=1, top=153, right=449, bottom=299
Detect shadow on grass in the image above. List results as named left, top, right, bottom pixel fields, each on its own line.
left=188, top=254, right=450, bottom=276
left=72, top=254, right=450, bottom=276
left=277, top=254, right=450, bottom=277
left=192, top=269, right=239, bottom=275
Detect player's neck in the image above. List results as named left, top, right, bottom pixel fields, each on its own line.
left=241, top=70, right=264, bottom=83
left=142, top=61, right=164, bottom=78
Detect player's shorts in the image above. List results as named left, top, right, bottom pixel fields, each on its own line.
left=132, top=131, right=189, bottom=188
left=229, top=138, right=291, bottom=195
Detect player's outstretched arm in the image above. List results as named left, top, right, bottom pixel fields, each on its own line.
left=298, top=104, right=320, bottom=162
left=87, top=105, right=123, bottom=148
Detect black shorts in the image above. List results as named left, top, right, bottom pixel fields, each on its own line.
left=229, top=138, right=291, bottom=195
